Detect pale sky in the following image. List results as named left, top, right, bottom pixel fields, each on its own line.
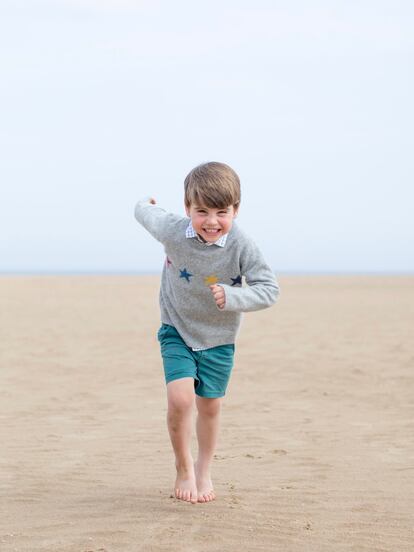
left=1, top=0, right=413, bottom=273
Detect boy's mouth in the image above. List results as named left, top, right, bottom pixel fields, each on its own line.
left=202, top=228, right=221, bottom=235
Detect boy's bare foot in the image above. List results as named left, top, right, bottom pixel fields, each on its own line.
left=174, top=463, right=198, bottom=504
left=194, top=461, right=216, bottom=503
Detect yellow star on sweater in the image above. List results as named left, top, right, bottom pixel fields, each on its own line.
left=204, top=274, right=218, bottom=286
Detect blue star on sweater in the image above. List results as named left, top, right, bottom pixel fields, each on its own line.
left=180, top=268, right=193, bottom=282
left=231, top=275, right=242, bottom=286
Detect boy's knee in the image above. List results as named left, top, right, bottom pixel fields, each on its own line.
left=167, top=387, right=195, bottom=415
left=197, top=397, right=221, bottom=417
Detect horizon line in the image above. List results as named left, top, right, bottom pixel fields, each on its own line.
left=1, top=270, right=414, bottom=277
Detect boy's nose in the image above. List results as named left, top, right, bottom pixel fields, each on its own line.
left=206, top=214, right=218, bottom=225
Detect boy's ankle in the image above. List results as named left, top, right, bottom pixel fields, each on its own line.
left=194, top=459, right=211, bottom=474
left=175, top=459, right=195, bottom=473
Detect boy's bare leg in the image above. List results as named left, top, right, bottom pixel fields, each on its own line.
left=195, top=396, right=221, bottom=502
left=166, top=378, right=198, bottom=504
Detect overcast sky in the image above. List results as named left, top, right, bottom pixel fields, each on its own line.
left=1, top=0, right=413, bottom=274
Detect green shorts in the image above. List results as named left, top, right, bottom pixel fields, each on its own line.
left=157, top=324, right=235, bottom=398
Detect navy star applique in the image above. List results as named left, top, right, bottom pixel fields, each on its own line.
left=231, top=275, right=242, bottom=286
left=179, top=268, right=193, bottom=282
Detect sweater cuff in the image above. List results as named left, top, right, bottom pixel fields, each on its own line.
left=135, top=196, right=153, bottom=209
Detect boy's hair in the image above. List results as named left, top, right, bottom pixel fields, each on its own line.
left=184, top=162, right=241, bottom=210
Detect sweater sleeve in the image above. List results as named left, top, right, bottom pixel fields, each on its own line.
left=134, top=197, right=178, bottom=244
left=219, top=238, right=280, bottom=313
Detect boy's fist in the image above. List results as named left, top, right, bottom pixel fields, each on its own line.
left=210, top=284, right=226, bottom=310
left=149, top=197, right=156, bottom=204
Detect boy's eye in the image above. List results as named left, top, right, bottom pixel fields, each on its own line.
left=197, top=210, right=227, bottom=214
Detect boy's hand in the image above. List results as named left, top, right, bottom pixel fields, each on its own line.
left=149, top=197, right=156, bottom=204
left=210, top=284, right=226, bottom=310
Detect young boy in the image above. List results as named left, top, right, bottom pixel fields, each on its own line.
left=134, top=162, right=279, bottom=505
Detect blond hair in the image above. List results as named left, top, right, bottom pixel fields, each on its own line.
left=184, top=162, right=241, bottom=209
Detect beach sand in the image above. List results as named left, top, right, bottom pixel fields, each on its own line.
left=1, top=275, right=413, bottom=552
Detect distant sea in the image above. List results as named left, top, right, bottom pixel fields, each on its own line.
left=1, top=270, right=413, bottom=276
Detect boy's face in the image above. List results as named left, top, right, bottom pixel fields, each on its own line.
left=185, top=203, right=239, bottom=243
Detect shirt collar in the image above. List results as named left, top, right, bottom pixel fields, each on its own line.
left=185, top=220, right=228, bottom=247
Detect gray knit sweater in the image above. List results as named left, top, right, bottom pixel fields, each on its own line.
left=134, top=198, right=280, bottom=350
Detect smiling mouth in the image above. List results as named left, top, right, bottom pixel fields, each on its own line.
left=203, top=228, right=221, bottom=234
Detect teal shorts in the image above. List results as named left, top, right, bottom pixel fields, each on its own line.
left=157, top=324, right=235, bottom=398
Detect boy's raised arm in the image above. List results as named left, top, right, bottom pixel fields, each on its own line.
left=134, top=197, right=174, bottom=243
left=218, top=240, right=280, bottom=313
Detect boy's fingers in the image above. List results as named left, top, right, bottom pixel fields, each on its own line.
left=210, top=284, right=222, bottom=292
left=209, top=285, right=225, bottom=307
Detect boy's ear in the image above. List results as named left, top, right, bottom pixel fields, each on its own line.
left=185, top=203, right=190, bottom=217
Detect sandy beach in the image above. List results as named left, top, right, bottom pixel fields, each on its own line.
left=1, top=274, right=413, bottom=552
